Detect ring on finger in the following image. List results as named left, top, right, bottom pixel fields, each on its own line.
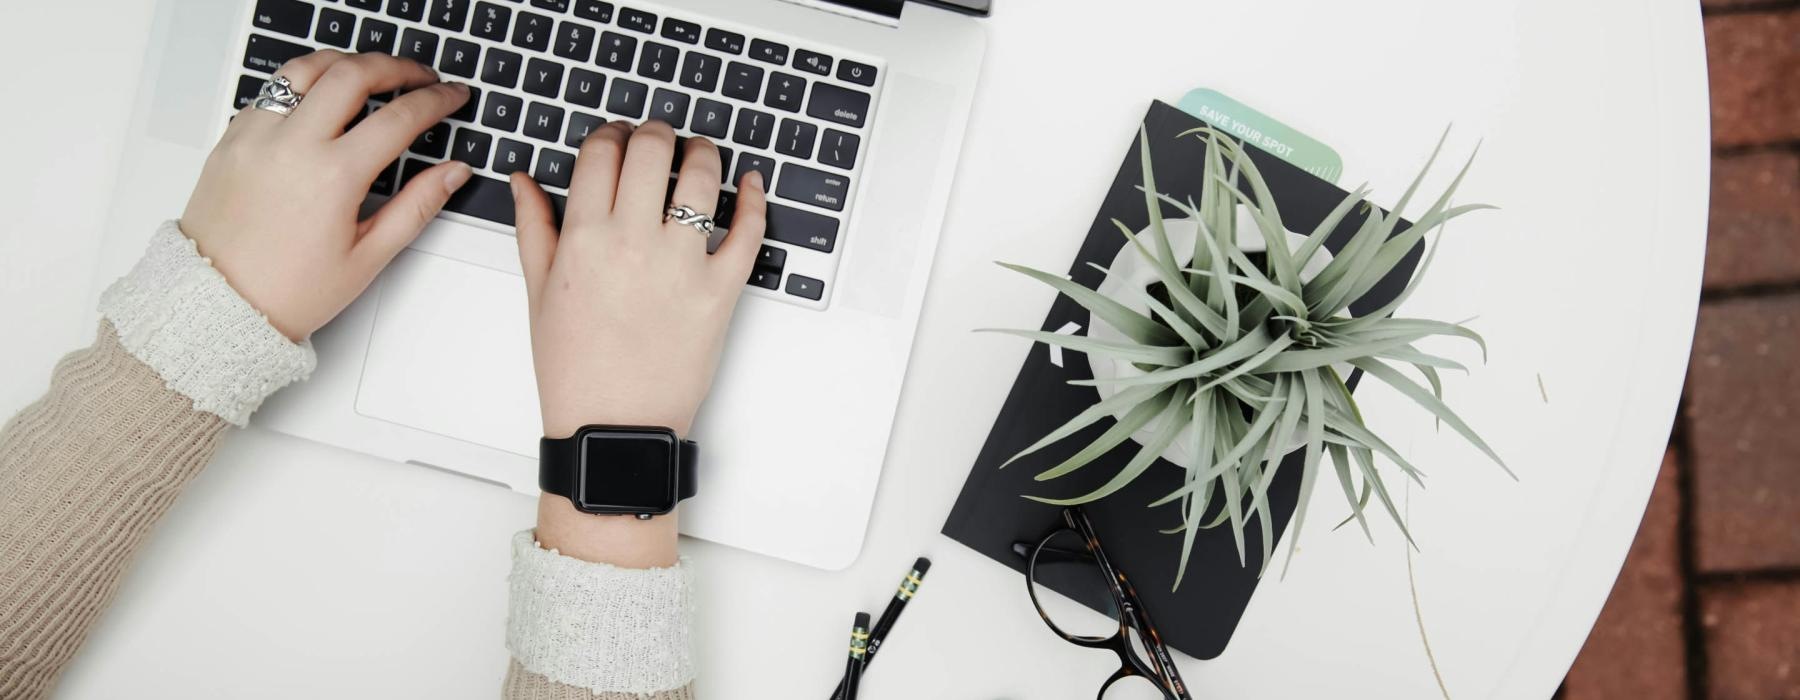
left=664, top=204, right=715, bottom=237
left=252, top=75, right=304, bottom=117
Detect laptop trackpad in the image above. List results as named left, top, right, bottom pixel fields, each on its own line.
left=355, top=250, right=541, bottom=458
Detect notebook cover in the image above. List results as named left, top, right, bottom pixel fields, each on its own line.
left=941, top=100, right=1421, bottom=660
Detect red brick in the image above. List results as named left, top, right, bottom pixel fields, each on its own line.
left=1564, top=450, right=1687, bottom=700
left=1701, top=581, right=1800, bottom=699
left=1706, top=12, right=1800, bottom=147
left=1686, top=294, right=1800, bottom=571
left=1707, top=152, right=1800, bottom=289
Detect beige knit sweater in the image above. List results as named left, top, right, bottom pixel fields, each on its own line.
left=0, top=223, right=696, bottom=699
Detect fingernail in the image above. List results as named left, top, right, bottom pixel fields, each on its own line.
left=747, top=170, right=765, bottom=192
left=445, top=162, right=473, bottom=191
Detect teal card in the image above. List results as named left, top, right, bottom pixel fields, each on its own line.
left=1176, top=88, right=1343, bottom=183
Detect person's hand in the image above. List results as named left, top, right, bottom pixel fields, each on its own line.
left=180, top=50, right=474, bottom=341
left=511, top=121, right=765, bottom=441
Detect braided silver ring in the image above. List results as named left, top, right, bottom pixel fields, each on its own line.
left=252, top=75, right=304, bottom=117
left=664, top=204, right=715, bottom=236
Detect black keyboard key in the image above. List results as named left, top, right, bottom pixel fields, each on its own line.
left=707, top=191, right=733, bottom=229
left=705, top=28, right=744, bottom=54
left=818, top=129, right=859, bottom=170
left=574, top=0, right=613, bottom=22
left=554, top=20, right=595, bottom=61
left=450, top=85, right=481, bottom=121
left=534, top=147, right=576, bottom=188
left=564, top=68, right=605, bottom=108
left=596, top=31, right=636, bottom=71
left=357, top=18, right=398, bottom=54
left=838, top=59, right=877, bottom=86
left=776, top=163, right=848, bottom=211
left=233, top=75, right=263, bottom=110
left=716, top=146, right=734, bottom=183
left=482, top=92, right=524, bottom=130
left=523, top=101, right=564, bottom=141
left=494, top=138, right=533, bottom=175
left=661, top=18, right=699, bottom=44
left=756, top=245, right=786, bottom=270
left=565, top=111, right=604, bottom=147
left=807, top=82, right=870, bottom=128
left=618, top=7, right=656, bottom=33
left=471, top=2, right=511, bottom=41
left=638, top=41, right=679, bottom=82
left=732, top=152, right=775, bottom=190
left=764, top=72, right=805, bottom=113
left=767, top=204, right=837, bottom=252
left=749, top=39, right=788, bottom=66
left=243, top=34, right=311, bottom=74
left=315, top=7, right=355, bottom=47
left=480, top=47, right=523, bottom=87
left=793, top=49, right=831, bottom=76
left=399, top=28, right=439, bottom=65
left=523, top=57, right=563, bottom=97
left=748, top=269, right=779, bottom=290
left=254, top=0, right=314, bottom=38
left=387, top=0, right=426, bottom=22
left=451, top=127, right=493, bottom=168
left=443, top=171, right=516, bottom=225
left=511, top=11, right=553, bottom=51
left=721, top=62, right=762, bottom=101
left=530, top=0, right=569, bottom=12
left=429, top=0, right=471, bottom=31
left=346, top=0, right=381, bottom=10
left=785, top=274, right=824, bottom=300
left=605, top=77, right=648, bottom=118
left=439, top=37, right=481, bottom=78
left=372, top=159, right=401, bottom=196
left=679, top=51, right=720, bottom=92
left=775, top=119, right=816, bottom=159
left=690, top=98, right=731, bottom=139
left=647, top=88, right=689, bottom=127
left=410, top=121, right=453, bottom=157
left=731, top=108, right=773, bottom=149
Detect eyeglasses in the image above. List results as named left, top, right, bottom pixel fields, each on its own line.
left=1014, top=507, right=1193, bottom=700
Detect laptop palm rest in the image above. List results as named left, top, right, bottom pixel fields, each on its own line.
left=355, top=249, right=541, bottom=458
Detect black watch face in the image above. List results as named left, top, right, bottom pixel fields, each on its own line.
left=576, top=429, right=679, bottom=513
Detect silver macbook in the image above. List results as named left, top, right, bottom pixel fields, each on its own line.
left=95, top=0, right=987, bottom=569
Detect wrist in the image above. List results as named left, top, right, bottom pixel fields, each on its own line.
left=542, top=408, right=693, bottom=439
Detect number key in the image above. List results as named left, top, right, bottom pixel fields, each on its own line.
left=511, top=11, right=553, bottom=51
left=679, top=51, right=721, bottom=92
left=471, top=2, right=511, bottom=42
left=429, top=0, right=471, bottom=31
left=638, top=41, right=679, bottom=82
left=597, top=31, right=636, bottom=71
left=554, top=21, right=595, bottom=61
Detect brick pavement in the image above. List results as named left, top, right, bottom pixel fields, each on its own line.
left=1562, top=3, right=1800, bottom=699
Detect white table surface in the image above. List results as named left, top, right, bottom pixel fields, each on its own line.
left=0, top=0, right=1708, bottom=697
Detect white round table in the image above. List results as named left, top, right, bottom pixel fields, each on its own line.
left=0, top=0, right=1707, bottom=697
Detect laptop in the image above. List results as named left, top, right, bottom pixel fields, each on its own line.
left=94, top=0, right=988, bottom=570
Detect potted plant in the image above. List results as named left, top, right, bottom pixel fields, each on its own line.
left=988, top=126, right=1509, bottom=585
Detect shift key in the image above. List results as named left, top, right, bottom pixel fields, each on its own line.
left=764, top=202, right=838, bottom=253
left=775, top=163, right=849, bottom=212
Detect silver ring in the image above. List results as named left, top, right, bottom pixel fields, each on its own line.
left=664, top=204, right=715, bottom=236
left=253, top=75, right=303, bottom=117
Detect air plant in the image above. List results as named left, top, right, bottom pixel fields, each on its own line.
left=988, top=126, right=1509, bottom=588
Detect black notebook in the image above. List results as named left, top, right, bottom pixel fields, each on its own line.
left=942, top=100, right=1421, bottom=660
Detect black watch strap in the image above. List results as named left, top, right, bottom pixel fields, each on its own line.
left=539, top=432, right=698, bottom=503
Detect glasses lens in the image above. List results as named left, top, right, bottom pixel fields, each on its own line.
left=1100, top=673, right=1167, bottom=700
left=1028, top=529, right=1122, bottom=640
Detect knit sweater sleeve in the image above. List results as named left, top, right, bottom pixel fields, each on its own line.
left=0, top=323, right=232, bottom=698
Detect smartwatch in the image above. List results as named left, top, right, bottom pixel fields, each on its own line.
left=539, top=425, right=698, bottom=518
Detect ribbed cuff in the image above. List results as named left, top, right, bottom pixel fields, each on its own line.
left=506, top=530, right=697, bottom=694
left=98, top=221, right=315, bottom=427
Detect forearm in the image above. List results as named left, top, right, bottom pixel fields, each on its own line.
left=0, top=324, right=230, bottom=698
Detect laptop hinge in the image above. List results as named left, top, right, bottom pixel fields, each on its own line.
left=778, top=0, right=903, bottom=28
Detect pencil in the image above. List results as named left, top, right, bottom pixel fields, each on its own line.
left=832, top=557, right=931, bottom=699
left=843, top=612, right=871, bottom=700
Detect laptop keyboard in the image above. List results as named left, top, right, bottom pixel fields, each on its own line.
left=236, top=0, right=885, bottom=308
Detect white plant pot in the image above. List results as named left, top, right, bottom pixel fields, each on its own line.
left=1086, top=210, right=1332, bottom=471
